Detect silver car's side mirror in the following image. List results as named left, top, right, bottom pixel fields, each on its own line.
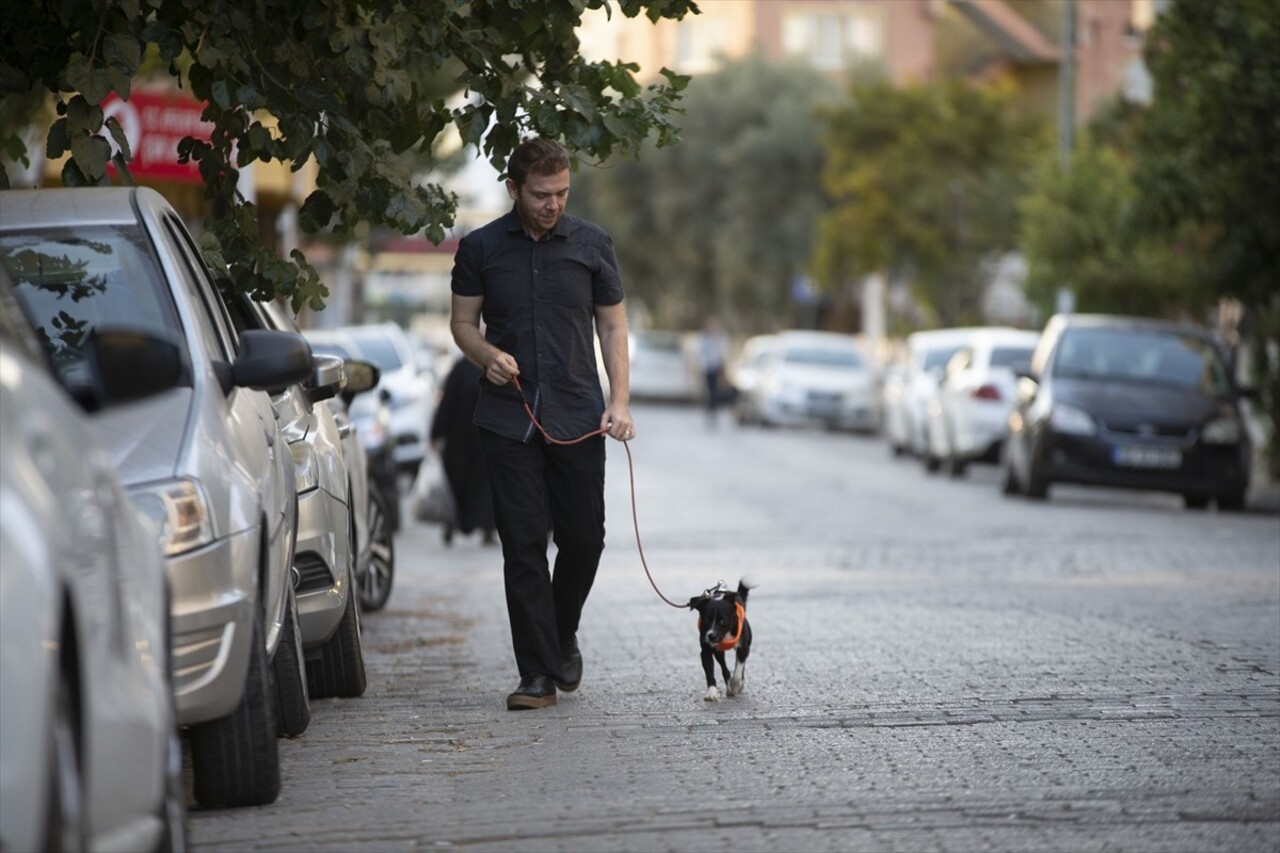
left=230, top=330, right=313, bottom=395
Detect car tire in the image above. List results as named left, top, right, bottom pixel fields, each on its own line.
left=45, top=663, right=86, bottom=853
left=307, top=569, right=367, bottom=699
left=157, top=593, right=189, bottom=853
left=1183, top=494, right=1211, bottom=510
left=188, top=612, right=280, bottom=808
left=946, top=455, right=968, bottom=478
left=922, top=452, right=941, bottom=473
left=1217, top=490, right=1247, bottom=512
left=156, top=725, right=189, bottom=853
left=1023, top=463, right=1050, bottom=499
left=272, top=587, right=311, bottom=738
left=358, top=486, right=395, bottom=613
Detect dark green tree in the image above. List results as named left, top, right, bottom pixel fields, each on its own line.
left=1019, top=129, right=1200, bottom=318
left=1131, top=0, right=1280, bottom=476
left=572, top=54, right=837, bottom=331
left=814, top=78, right=1047, bottom=329
left=0, top=0, right=696, bottom=310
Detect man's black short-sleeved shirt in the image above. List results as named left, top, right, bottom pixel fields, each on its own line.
left=451, top=208, right=624, bottom=442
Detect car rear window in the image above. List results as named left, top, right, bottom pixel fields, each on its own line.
left=349, top=336, right=403, bottom=371
left=784, top=346, right=864, bottom=368
left=1052, top=327, right=1230, bottom=394
left=990, top=346, right=1034, bottom=368
left=1, top=226, right=189, bottom=391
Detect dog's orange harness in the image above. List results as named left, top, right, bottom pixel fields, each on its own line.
left=698, top=601, right=746, bottom=652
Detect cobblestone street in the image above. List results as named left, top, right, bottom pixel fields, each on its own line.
left=191, top=403, right=1280, bottom=852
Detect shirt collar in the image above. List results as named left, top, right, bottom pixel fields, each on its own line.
left=504, top=206, right=572, bottom=241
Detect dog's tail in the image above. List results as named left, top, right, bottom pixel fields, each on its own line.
left=737, top=577, right=756, bottom=606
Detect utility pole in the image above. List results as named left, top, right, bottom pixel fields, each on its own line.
left=1058, top=0, right=1077, bottom=170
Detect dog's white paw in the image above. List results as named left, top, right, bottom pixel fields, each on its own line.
left=704, top=686, right=721, bottom=702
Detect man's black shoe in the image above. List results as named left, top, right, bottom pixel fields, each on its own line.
left=555, top=638, right=583, bottom=693
left=506, top=674, right=557, bottom=710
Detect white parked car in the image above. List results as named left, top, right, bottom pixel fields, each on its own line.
left=729, top=334, right=777, bottom=425
left=0, top=275, right=187, bottom=851
left=306, top=324, right=436, bottom=475
left=922, top=328, right=1041, bottom=476
left=744, top=330, right=879, bottom=432
left=885, top=328, right=991, bottom=457
left=629, top=330, right=699, bottom=402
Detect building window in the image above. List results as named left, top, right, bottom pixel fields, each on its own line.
left=782, top=10, right=884, bottom=71
left=675, top=18, right=730, bottom=74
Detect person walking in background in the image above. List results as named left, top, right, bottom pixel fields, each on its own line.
left=698, top=315, right=729, bottom=428
left=449, top=136, right=634, bottom=711
left=429, top=354, right=496, bottom=547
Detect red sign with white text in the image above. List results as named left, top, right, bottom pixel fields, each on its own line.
left=102, top=90, right=214, bottom=183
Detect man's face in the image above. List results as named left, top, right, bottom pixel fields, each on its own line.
left=508, top=169, right=570, bottom=238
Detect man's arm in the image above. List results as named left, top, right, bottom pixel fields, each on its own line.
left=595, top=301, right=634, bottom=441
left=450, top=293, right=520, bottom=386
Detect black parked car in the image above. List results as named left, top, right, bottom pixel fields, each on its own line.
left=1002, top=314, right=1253, bottom=509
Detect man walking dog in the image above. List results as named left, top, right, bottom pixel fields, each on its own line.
left=449, top=137, right=635, bottom=710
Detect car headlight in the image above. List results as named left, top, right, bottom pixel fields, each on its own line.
left=130, top=479, right=214, bottom=557
left=1202, top=415, right=1241, bottom=444
left=1050, top=403, right=1096, bottom=436
left=388, top=390, right=421, bottom=412
left=290, top=442, right=320, bottom=493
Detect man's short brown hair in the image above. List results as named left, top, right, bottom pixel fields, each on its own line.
left=506, top=137, right=570, bottom=186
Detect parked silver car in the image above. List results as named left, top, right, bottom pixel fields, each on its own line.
left=219, top=289, right=370, bottom=698
left=0, top=274, right=187, bottom=850
left=0, top=187, right=312, bottom=808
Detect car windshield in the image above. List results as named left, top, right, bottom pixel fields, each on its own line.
left=309, top=341, right=354, bottom=361
left=349, top=336, right=403, bottom=371
left=783, top=346, right=864, bottom=368
left=920, top=344, right=963, bottom=372
left=990, top=346, right=1034, bottom=368
left=1052, top=327, right=1230, bottom=394
left=0, top=226, right=188, bottom=391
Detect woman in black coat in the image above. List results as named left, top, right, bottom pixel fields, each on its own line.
left=430, top=355, right=497, bottom=545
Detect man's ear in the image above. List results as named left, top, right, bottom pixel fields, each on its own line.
left=505, top=178, right=518, bottom=200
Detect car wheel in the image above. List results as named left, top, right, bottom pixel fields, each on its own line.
left=922, top=451, right=941, bottom=473
left=188, top=612, right=280, bottom=808
left=1001, top=460, right=1020, bottom=495
left=1183, top=494, right=1211, bottom=510
left=946, top=455, right=968, bottom=478
left=272, top=586, right=311, bottom=738
left=157, top=595, right=189, bottom=853
left=156, top=725, right=189, bottom=853
left=307, top=568, right=368, bottom=699
left=1217, top=490, right=1247, bottom=511
left=45, top=665, right=86, bottom=853
left=359, top=486, right=395, bottom=612
left=1024, top=462, right=1050, bottom=499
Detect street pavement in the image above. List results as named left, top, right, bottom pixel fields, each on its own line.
left=190, top=402, right=1280, bottom=852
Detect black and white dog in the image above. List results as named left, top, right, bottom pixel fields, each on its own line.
left=687, top=580, right=753, bottom=702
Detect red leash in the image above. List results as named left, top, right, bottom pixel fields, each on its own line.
left=511, top=375, right=686, bottom=609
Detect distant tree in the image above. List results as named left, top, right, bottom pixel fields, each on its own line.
left=814, top=78, right=1046, bottom=328
left=1019, top=131, right=1199, bottom=318
left=1131, top=0, right=1280, bottom=476
left=572, top=54, right=838, bottom=331
left=0, top=0, right=697, bottom=310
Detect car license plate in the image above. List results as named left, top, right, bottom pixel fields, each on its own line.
left=1112, top=445, right=1181, bottom=469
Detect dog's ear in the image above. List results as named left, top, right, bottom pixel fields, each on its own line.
left=686, top=596, right=702, bottom=610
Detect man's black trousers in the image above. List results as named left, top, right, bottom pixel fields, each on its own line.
left=479, top=427, right=606, bottom=681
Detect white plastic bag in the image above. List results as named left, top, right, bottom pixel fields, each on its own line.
left=411, top=449, right=455, bottom=524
